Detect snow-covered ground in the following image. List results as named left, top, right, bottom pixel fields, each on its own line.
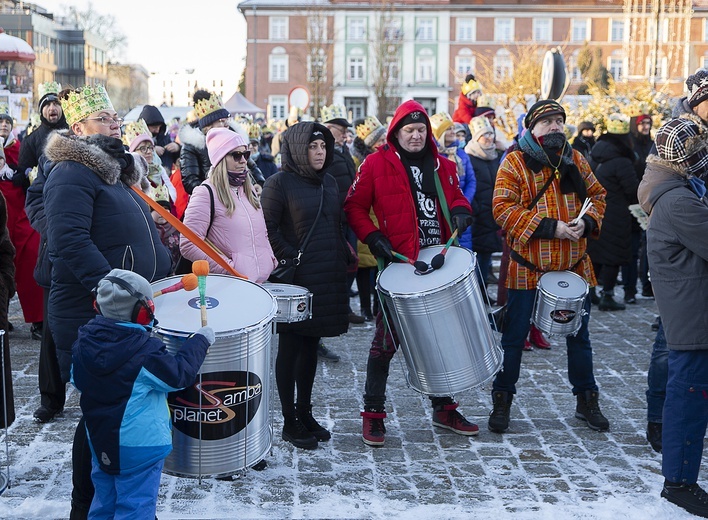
left=0, top=289, right=701, bottom=519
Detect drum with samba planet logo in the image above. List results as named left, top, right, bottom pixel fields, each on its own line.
left=152, top=274, right=277, bottom=478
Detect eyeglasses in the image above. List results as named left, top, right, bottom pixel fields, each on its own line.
left=84, top=116, right=124, bottom=127
left=229, top=150, right=251, bottom=162
left=136, top=145, right=155, bottom=154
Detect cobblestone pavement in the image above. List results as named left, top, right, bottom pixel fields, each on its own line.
left=0, top=276, right=700, bottom=519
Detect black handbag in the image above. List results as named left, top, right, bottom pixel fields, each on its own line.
left=269, top=186, right=324, bottom=284
left=175, top=184, right=215, bottom=275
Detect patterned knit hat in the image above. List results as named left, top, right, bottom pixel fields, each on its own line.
left=524, top=100, right=565, bottom=131
left=430, top=112, right=454, bottom=141
left=356, top=115, right=386, bottom=148
left=655, top=117, right=708, bottom=177
left=60, top=84, right=114, bottom=126
left=687, top=69, right=708, bottom=109
left=194, top=92, right=230, bottom=130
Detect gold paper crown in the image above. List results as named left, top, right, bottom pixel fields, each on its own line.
left=60, top=84, right=114, bottom=126
left=38, top=81, right=61, bottom=99
left=469, top=115, right=494, bottom=138
left=356, top=115, right=384, bottom=141
left=320, top=104, right=349, bottom=124
left=247, top=123, right=261, bottom=140
left=122, top=119, right=151, bottom=148
left=606, top=113, right=630, bottom=135
left=461, top=77, right=483, bottom=96
left=476, top=94, right=494, bottom=109
left=430, top=112, right=454, bottom=141
left=152, top=184, right=169, bottom=204
left=193, top=93, right=226, bottom=121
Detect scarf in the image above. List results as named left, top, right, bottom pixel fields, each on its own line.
left=466, top=139, right=498, bottom=161
left=688, top=175, right=707, bottom=199
left=147, top=162, right=163, bottom=186
left=519, top=130, right=586, bottom=199
left=227, top=170, right=248, bottom=187
left=398, top=146, right=436, bottom=195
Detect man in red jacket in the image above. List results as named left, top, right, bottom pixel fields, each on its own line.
left=344, top=100, right=476, bottom=446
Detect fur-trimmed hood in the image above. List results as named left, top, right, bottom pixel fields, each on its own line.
left=43, top=130, right=148, bottom=188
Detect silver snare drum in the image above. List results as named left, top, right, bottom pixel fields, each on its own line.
left=263, top=283, right=312, bottom=323
left=532, top=271, right=589, bottom=337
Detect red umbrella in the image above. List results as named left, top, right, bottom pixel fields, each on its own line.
left=0, top=28, right=35, bottom=62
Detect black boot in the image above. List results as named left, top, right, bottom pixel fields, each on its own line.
left=575, top=390, right=609, bottom=431
left=588, top=287, right=600, bottom=305
left=488, top=391, right=512, bottom=433
left=282, top=415, right=318, bottom=450
left=296, top=404, right=331, bottom=441
left=647, top=421, right=662, bottom=453
left=598, top=291, right=625, bottom=311
left=662, top=480, right=708, bottom=518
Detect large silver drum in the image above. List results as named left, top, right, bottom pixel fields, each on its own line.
left=376, top=246, right=502, bottom=396
left=532, top=271, right=589, bottom=337
left=152, top=274, right=277, bottom=479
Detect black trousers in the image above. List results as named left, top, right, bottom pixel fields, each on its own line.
left=38, top=288, right=65, bottom=411
left=275, top=332, right=319, bottom=416
left=70, top=417, right=93, bottom=519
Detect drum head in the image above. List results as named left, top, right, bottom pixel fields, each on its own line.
left=537, top=271, right=587, bottom=297
left=262, top=283, right=310, bottom=297
left=152, top=274, right=276, bottom=335
left=377, top=246, right=475, bottom=296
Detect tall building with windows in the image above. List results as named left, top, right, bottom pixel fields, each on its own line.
left=239, top=0, right=708, bottom=121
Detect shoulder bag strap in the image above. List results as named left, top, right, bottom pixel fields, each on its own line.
left=294, top=185, right=324, bottom=262
left=433, top=169, right=459, bottom=246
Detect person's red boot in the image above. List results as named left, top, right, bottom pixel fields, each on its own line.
left=529, top=324, right=551, bottom=350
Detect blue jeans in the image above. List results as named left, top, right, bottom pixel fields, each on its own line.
left=646, top=319, right=668, bottom=423
left=662, top=350, right=708, bottom=484
left=492, top=289, right=598, bottom=395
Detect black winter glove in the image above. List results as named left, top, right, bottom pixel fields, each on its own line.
left=451, top=212, right=474, bottom=235
left=115, top=152, right=135, bottom=174
left=88, top=134, right=126, bottom=158
left=365, top=231, right=394, bottom=262
left=12, top=170, right=29, bottom=190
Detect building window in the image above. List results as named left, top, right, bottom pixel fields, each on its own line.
left=269, top=95, right=287, bottom=120
left=570, top=18, right=590, bottom=42
left=345, top=97, right=366, bottom=120
left=494, top=49, right=513, bottom=81
left=269, top=47, right=288, bottom=82
left=569, top=50, right=582, bottom=82
left=456, top=18, right=475, bottom=42
left=308, top=16, right=327, bottom=42
left=495, top=18, right=514, bottom=43
left=648, top=17, right=669, bottom=44
left=270, top=17, right=288, bottom=40
left=348, top=18, right=366, bottom=41
left=647, top=53, right=667, bottom=80
left=533, top=18, right=552, bottom=42
left=609, top=57, right=625, bottom=81
left=385, top=55, right=401, bottom=82
left=455, top=49, right=475, bottom=81
left=347, top=48, right=366, bottom=82
left=416, top=48, right=435, bottom=83
left=416, top=19, right=435, bottom=41
left=704, top=19, right=708, bottom=42
left=703, top=55, right=708, bottom=69
left=609, top=19, right=625, bottom=42
left=384, top=18, right=403, bottom=41
left=307, top=49, right=327, bottom=82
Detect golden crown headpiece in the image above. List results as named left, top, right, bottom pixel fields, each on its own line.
left=430, top=112, right=454, bottom=141
left=606, top=113, right=630, bottom=135
left=476, top=94, right=494, bottom=109
left=193, top=93, right=226, bottom=121
left=247, top=123, right=261, bottom=140
left=38, top=81, right=61, bottom=99
left=122, top=119, right=152, bottom=148
left=321, top=104, right=349, bottom=124
left=469, top=115, right=494, bottom=137
left=152, top=184, right=170, bottom=204
left=461, top=77, right=483, bottom=96
left=0, top=103, right=9, bottom=116
left=60, top=84, right=114, bottom=126
left=356, top=115, right=384, bottom=141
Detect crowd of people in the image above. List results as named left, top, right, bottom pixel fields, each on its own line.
left=0, top=66, right=705, bottom=517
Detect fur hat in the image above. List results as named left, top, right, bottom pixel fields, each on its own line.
left=687, top=69, right=708, bottom=109
left=194, top=92, right=230, bottom=130
left=95, top=269, right=153, bottom=323
left=206, top=127, right=248, bottom=167
left=469, top=115, right=494, bottom=141
left=524, top=100, right=566, bottom=131
left=430, top=112, right=454, bottom=142
left=654, top=117, right=708, bottom=177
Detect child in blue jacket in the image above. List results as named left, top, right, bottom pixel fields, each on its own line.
left=72, top=268, right=214, bottom=519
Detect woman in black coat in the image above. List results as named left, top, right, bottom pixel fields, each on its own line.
left=587, top=126, right=639, bottom=311
left=261, top=122, right=349, bottom=450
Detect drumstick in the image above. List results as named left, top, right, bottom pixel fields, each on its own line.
left=391, top=251, right=430, bottom=272
left=430, top=229, right=459, bottom=270
left=571, top=199, right=593, bottom=225
left=192, top=260, right=210, bottom=326
left=152, top=274, right=198, bottom=298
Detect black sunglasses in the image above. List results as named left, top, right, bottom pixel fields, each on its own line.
left=229, top=150, right=251, bottom=161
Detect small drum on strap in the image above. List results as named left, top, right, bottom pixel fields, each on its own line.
left=262, top=283, right=312, bottom=323
left=532, top=271, right=589, bottom=337
left=376, top=246, right=503, bottom=396
left=152, top=274, right=277, bottom=479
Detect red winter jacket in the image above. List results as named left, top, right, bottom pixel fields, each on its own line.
left=344, top=100, right=471, bottom=260
left=451, top=92, right=477, bottom=125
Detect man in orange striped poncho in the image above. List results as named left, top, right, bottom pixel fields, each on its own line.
left=488, top=100, right=609, bottom=434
